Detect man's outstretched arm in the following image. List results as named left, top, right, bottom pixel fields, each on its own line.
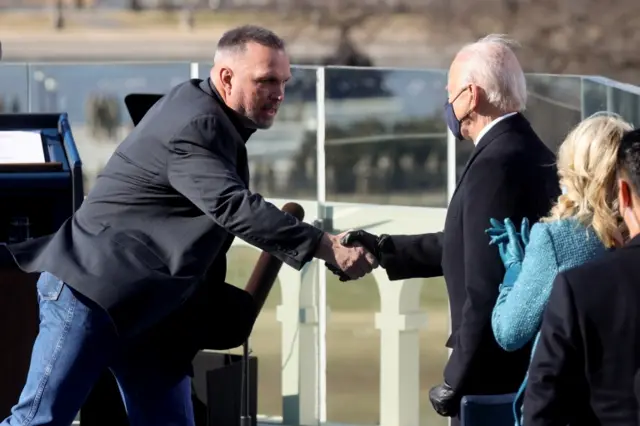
left=333, top=230, right=444, bottom=280
left=167, top=115, right=375, bottom=279
left=381, top=232, right=444, bottom=279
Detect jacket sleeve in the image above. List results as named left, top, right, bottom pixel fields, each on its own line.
left=443, top=156, right=525, bottom=392
left=381, top=232, right=444, bottom=280
left=523, top=273, right=584, bottom=426
left=492, top=223, right=559, bottom=351
left=167, top=115, right=324, bottom=270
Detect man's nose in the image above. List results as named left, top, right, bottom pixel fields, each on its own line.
left=275, top=82, right=287, bottom=99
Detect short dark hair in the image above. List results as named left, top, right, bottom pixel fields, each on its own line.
left=216, top=25, right=285, bottom=53
left=617, top=128, right=640, bottom=195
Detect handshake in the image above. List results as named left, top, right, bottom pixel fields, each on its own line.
left=314, top=230, right=394, bottom=281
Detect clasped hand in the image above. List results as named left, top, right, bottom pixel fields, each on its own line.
left=320, top=230, right=379, bottom=281
left=324, top=230, right=381, bottom=281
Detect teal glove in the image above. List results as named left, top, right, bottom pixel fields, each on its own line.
left=485, top=217, right=529, bottom=269
left=520, top=217, right=531, bottom=247
left=501, top=263, right=522, bottom=290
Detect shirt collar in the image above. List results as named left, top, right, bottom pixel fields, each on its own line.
left=473, top=111, right=518, bottom=146
left=200, top=78, right=256, bottom=143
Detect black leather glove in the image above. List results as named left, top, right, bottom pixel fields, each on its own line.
left=325, top=230, right=394, bottom=282
left=429, top=382, right=459, bottom=417
left=341, top=230, right=382, bottom=258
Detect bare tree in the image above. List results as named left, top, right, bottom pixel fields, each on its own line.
left=180, top=0, right=197, bottom=31
left=423, top=0, right=640, bottom=84
left=51, top=0, right=65, bottom=30
left=129, top=0, right=143, bottom=11
left=285, top=0, right=393, bottom=54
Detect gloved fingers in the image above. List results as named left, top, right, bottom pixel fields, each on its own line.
left=504, top=218, right=522, bottom=250
left=489, top=217, right=505, bottom=229
left=339, top=230, right=357, bottom=246
left=498, top=244, right=509, bottom=261
left=428, top=384, right=458, bottom=417
left=521, top=217, right=531, bottom=246
left=489, top=233, right=510, bottom=246
left=340, top=230, right=371, bottom=248
left=486, top=227, right=508, bottom=237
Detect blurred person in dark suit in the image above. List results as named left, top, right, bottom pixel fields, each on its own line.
left=329, top=34, right=560, bottom=424
left=635, top=371, right=640, bottom=425
left=0, top=25, right=376, bottom=426
left=523, top=128, right=640, bottom=426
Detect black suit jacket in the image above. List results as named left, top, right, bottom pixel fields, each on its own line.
left=380, top=114, right=560, bottom=395
left=6, top=79, right=324, bottom=339
left=524, top=235, right=640, bottom=426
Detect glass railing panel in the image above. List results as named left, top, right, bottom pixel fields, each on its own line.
left=0, top=63, right=29, bottom=113
left=26, top=62, right=191, bottom=192
left=324, top=66, right=449, bottom=208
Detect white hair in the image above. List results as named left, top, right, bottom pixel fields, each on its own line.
left=456, top=34, right=527, bottom=112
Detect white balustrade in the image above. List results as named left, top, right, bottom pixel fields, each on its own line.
left=233, top=199, right=446, bottom=426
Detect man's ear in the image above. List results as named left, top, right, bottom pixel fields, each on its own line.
left=619, top=178, right=632, bottom=212
left=467, top=83, right=479, bottom=110
left=219, top=67, right=233, bottom=93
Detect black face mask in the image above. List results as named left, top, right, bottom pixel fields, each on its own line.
left=443, top=86, right=471, bottom=140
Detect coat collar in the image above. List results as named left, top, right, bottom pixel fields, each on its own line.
left=625, top=233, right=640, bottom=248
left=450, top=113, right=532, bottom=201
left=198, top=78, right=256, bottom=143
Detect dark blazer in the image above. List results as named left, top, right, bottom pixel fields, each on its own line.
left=6, top=79, right=324, bottom=340
left=524, top=235, right=640, bottom=426
left=380, top=114, right=560, bottom=395
left=636, top=370, right=640, bottom=425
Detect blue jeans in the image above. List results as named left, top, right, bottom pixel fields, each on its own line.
left=1, top=272, right=195, bottom=426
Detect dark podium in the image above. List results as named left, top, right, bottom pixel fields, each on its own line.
left=0, top=113, right=84, bottom=419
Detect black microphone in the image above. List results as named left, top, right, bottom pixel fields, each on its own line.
left=244, top=201, right=305, bottom=313
left=240, top=201, right=305, bottom=426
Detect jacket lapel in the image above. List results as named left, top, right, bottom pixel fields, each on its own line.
left=198, top=79, right=251, bottom=186
left=625, top=234, right=640, bottom=249
left=450, top=113, right=529, bottom=201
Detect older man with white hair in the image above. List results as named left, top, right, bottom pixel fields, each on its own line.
left=332, top=34, right=561, bottom=424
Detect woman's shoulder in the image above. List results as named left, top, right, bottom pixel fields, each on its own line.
left=535, top=217, right=577, bottom=231
left=538, top=217, right=588, bottom=236
left=531, top=218, right=605, bottom=264
left=528, top=218, right=595, bottom=250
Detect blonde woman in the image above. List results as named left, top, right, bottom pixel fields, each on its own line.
left=485, top=112, right=633, bottom=424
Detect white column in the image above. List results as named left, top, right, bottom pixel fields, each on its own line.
left=190, top=62, right=199, bottom=79
left=276, top=262, right=321, bottom=426
left=372, top=268, right=427, bottom=426
left=314, top=66, right=328, bottom=424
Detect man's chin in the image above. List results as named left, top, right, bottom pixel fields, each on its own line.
left=255, top=119, right=275, bottom=130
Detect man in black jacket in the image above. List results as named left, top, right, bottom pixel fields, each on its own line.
left=0, top=26, right=375, bottom=426
left=524, top=128, right=640, bottom=426
left=332, top=34, right=560, bottom=424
